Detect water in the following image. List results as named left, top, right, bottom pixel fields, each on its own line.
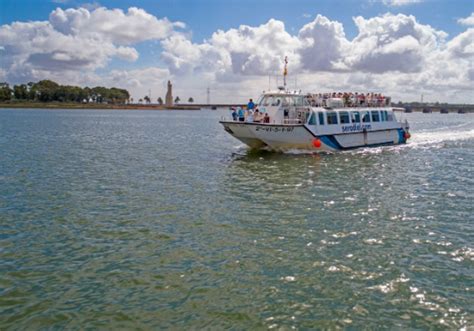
left=1, top=109, right=473, bottom=329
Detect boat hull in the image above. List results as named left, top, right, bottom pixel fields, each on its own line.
left=220, top=121, right=407, bottom=152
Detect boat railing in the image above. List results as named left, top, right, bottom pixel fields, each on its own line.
left=283, top=118, right=303, bottom=124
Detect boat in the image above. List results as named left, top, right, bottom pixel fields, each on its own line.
left=219, top=58, right=411, bottom=152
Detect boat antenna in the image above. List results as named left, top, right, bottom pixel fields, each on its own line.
left=283, top=56, right=288, bottom=90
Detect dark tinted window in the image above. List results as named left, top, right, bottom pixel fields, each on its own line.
left=371, top=111, right=380, bottom=122
left=327, top=112, right=338, bottom=125
left=351, top=111, right=360, bottom=123
left=318, top=112, right=325, bottom=125
left=340, top=111, right=350, bottom=124
left=362, top=112, right=371, bottom=122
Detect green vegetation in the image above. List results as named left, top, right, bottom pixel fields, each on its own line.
left=0, top=80, right=130, bottom=104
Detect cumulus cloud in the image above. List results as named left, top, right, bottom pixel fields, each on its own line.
left=446, top=28, right=474, bottom=58
left=346, top=13, right=447, bottom=73
left=162, top=19, right=300, bottom=77
left=0, top=6, right=181, bottom=83
left=162, top=13, right=448, bottom=76
left=298, top=14, right=348, bottom=71
left=49, top=7, right=183, bottom=44
left=457, top=12, right=474, bottom=26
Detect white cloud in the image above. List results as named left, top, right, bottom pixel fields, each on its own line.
left=457, top=12, right=474, bottom=26
left=382, top=0, right=423, bottom=6
left=0, top=6, right=182, bottom=84
left=162, top=19, right=301, bottom=77
left=446, top=28, right=474, bottom=58
left=346, top=13, right=447, bottom=73
left=298, top=14, right=349, bottom=71
left=49, top=7, right=183, bottom=44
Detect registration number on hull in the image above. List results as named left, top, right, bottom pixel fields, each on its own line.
left=255, top=126, right=295, bottom=133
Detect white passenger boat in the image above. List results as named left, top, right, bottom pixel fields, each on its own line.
left=219, top=59, right=410, bottom=152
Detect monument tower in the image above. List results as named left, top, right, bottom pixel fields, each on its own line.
left=165, top=80, right=173, bottom=107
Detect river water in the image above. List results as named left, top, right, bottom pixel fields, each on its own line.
left=1, top=108, right=473, bottom=329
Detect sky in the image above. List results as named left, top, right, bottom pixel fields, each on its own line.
left=0, top=0, right=473, bottom=103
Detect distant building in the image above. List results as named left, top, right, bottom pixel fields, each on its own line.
left=165, top=80, right=173, bottom=107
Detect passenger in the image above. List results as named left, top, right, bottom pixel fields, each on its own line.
left=247, top=110, right=254, bottom=122
left=247, top=98, right=255, bottom=110
left=231, top=108, right=238, bottom=121
left=253, top=109, right=261, bottom=122
left=238, top=107, right=245, bottom=122
left=263, top=113, right=270, bottom=123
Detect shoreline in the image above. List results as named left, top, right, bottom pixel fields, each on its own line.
left=0, top=102, right=202, bottom=110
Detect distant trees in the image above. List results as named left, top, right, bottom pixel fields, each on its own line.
left=144, top=95, right=151, bottom=104
left=174, top=96, right=180, bottom=104
left=188, top=97, right=194, bottom=103
left=0, top=83, right=13, bottom=101
left=0, top=79, right=130, bottom=104
left=13, top=84, right=28, bottom=100
left=157, top=97, right=163, bottom=105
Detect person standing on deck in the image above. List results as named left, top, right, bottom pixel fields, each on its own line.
left=247, top=99, right=255, bottom=111
left=238, top=107, right=245, bottom=122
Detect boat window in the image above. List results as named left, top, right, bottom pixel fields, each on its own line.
left=327, top=112, right=338, bottom=125
left=318, top=112, right=325, bottom=125
left=371, top=111, right=380, bottom=122
left=260, top=96, right=271, bottom=106
left=272, top=97, right=282, bottom=106
left=292, top=96, right=301, bottom=107
left=339, top=111, right=350, bottom=124
left=362, top=112, right=371, bottom=123
left=308, top=112, right=317, bottom=125
left=387, top=111, right=394, bottom=121
left=351, top=111, right=360, bottom=123
left=281, top=97, right=291, bottom=106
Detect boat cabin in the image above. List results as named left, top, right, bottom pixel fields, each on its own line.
left=256, top=91, right=312, bottom=124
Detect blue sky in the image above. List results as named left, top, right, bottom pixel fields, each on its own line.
left=1, top=0, right=473, bottom=103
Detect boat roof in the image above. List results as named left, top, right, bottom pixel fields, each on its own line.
left=261, top=89, right=303, bottom=96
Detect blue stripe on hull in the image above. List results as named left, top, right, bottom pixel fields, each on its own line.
left=319, top=134, right=401, bottom=151
left=319, top=135, right=342, bottom=150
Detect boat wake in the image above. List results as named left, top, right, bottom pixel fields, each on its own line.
left=409, top=128, right=474, bottom=147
